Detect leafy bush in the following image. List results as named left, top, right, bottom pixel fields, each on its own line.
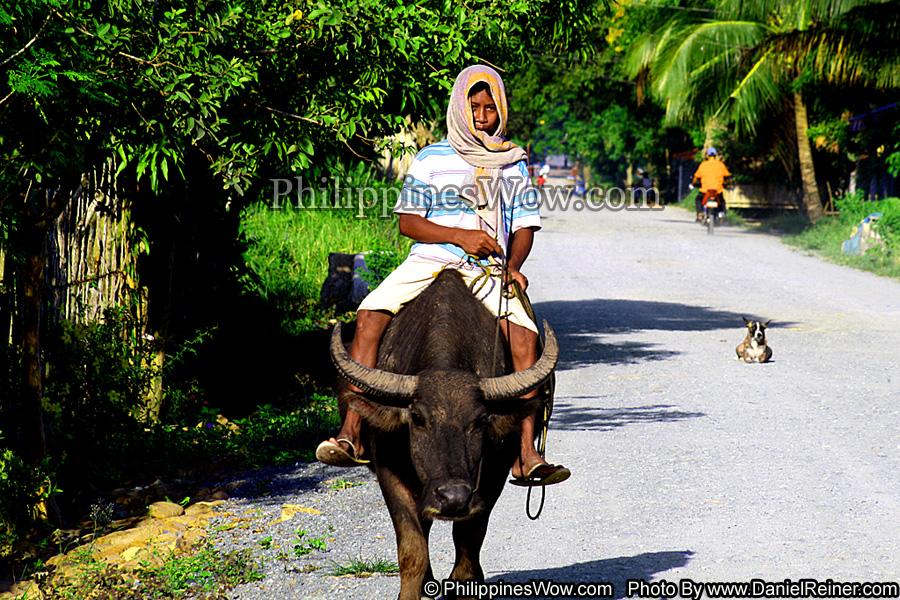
left=833, top=194, right=900, bottom=249
left=40, top=309, right=340, bottom=508
left=0, top=435, right=55, bottom=557
left=785, top=194, right=900, bottom=279
left=42, top=308, right=156, bottom=502
left=224, top=396, right=340, bottom=467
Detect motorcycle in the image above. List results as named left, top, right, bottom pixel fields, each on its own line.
left=700, top=189, right=724, bottom=235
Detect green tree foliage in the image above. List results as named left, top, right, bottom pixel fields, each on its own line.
left=508, top=2, right=674, bottom=186
left=625, top=0, right=900, bottom=222
left=2, top=0, right=606, bottom=202
left=0, top=0, right=608, bottom=545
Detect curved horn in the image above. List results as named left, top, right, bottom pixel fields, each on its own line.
left=330, top=323, right=418, bottom=400
left=480, top=320, right=559, bottom=402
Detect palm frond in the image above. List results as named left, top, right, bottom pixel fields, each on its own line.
left=622, top=30, right=665, bottom=104
left=761, top=22, right=900, bottom=89
left=622, top=31, right=662, bottom=79
left=716, top=0, right=890, bottom=26
left=649, top=19, right=770, bottom=126
left=714, top=49, right=788, bottom=134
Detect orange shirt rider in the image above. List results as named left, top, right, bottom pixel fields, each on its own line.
left=692, top=149, right=731, bottom=193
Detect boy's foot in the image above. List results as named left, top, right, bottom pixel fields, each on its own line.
left=315, top=438, right=369, bottom=467
left=509, top=461, right=570, bottom=487
left=510, top=456, right=570, bottom=487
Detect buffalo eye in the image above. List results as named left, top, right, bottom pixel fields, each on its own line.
left=409, top=410, right=427, bottom=428
left=469, top=414, right=489, bottom=434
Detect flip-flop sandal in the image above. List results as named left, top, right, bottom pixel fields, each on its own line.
left=509, top=463, right=571, bottom=487
left=316, top=438, right=370, bottom=467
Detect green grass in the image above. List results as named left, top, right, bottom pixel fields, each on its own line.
left=327, top=556, right=400, bottom=577
left=329, top=478, right=365, bottom=490
left=224, top=396, right=341, bottom=467
left=290, top=529, right=328, bottom=557
left=782, top=196, right=900, bottom=280
left=240, top=192, right=412, bottom=334
left=36, top=542, right=263, bottom=599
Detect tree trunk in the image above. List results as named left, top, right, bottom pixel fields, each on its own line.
left=140, top=195, right=178, bottom=424
left=0, top=250, right=12, bottom=432
left=16, top=187, right=70, bottom=527
left=793, top=90, right=825, bottom=223
left=143, top=339, right=166, bottom=423
left=18, top=221, right=48, bottom=469
left=703, top=118, right=726, bottom=152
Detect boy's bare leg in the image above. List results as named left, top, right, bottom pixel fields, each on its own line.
left=501, top=319, right=557, bottom=479
left=326, top=309, right=393, bottom=457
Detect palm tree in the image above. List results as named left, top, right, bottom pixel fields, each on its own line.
left=626, top=0, right=900, bottom=223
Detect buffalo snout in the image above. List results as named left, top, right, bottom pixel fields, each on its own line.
left=429, top=480, right=475, bottom=519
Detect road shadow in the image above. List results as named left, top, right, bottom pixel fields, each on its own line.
left=549, top=401, right=705, bottom=431
left=553, top=335, right=679, bottom=369
left=533, top=298, right=792, bottom=370
left=484, top=550, right=694, bottom=600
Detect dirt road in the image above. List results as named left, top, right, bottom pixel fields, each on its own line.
left=216, top=190, right=900, bottom=600
left=478, top=188, right=900, bottom=597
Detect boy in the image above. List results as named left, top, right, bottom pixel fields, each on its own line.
left=316, top=65, right=568, bottom=487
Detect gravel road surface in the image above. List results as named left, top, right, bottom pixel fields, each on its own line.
left=207, top=185, right=900, bottom=599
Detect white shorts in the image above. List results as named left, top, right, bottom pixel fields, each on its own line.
left=357, top=255, right=538, bottom=333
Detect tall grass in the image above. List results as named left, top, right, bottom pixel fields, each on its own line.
left=240, top=165, right=412, bottom=333
left=784, top=195, right=900, bottom=279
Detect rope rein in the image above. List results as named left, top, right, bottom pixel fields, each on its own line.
left=462, top=252, right=553, bottom=520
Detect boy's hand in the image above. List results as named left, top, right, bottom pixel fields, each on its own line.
left=507, top=268, right=528, bottom=293
left=454, top=229, right=503, bottom=258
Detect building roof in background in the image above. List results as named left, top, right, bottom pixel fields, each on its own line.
left=543, top=154, right=570, bottom=168
left=849, top=102, right=898, bottom=131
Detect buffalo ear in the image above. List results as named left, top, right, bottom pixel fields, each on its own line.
left=488, top=413, right=518, bottom=438
left=487, top=398, right=542, bottom=438
left=348, top=396, right=409, bottom=432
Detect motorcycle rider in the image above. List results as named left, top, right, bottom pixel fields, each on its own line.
left=691, top=148, right=731, bottom=221
left=537, top=162, right=550, bottom=189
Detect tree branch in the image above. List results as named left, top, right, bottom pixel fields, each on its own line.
left=0, top=13, right=53, bottom=69
left=241, top=97, right=321, bottom=124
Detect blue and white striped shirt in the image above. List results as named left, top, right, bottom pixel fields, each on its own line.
left=394, top=140, right=541, bottom=263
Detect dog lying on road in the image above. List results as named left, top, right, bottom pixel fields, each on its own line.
left=736, top=318, right=772, bottom=363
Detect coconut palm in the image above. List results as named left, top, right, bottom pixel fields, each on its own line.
left=626, top=0, right=900, bottom=223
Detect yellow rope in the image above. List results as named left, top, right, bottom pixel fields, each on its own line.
left=434, top=256, right=554, bottom=460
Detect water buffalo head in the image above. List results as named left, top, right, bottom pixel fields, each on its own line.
left=330, top=320, right=558, bottom=520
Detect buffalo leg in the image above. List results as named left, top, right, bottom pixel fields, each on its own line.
left=449, top=512, right=490, bottom=584
left=380, top=470, right=432, bottom=600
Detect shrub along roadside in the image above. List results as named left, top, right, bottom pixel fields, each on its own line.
left=2, top=165, right=409, bottom=569
left=783, top=195, right=900, bottom=280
